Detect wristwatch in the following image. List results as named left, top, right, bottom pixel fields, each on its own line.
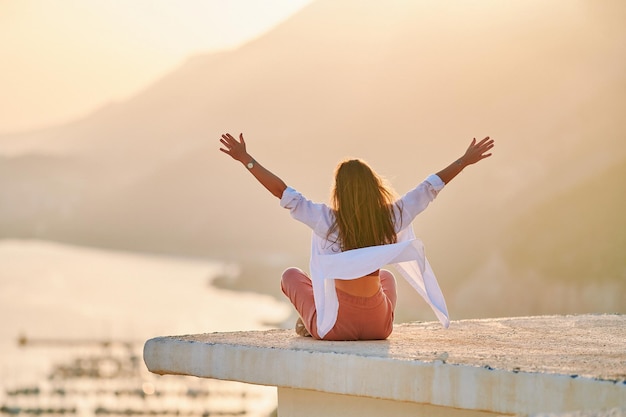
left=246, top=159, right=255, bottom=169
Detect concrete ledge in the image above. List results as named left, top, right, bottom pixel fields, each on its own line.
left=144, top=314, right=626, bottom=416
left=524, top=407, right=625, bottom=417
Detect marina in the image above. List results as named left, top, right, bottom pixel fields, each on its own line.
left=0, top=241, right=288, bottom=417
left=2, top=336, right=272, bottom=417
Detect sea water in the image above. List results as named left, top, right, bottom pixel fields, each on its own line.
left=0, top=239, right=291, bottom=417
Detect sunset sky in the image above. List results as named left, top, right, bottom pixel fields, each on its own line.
left=0, top=0, right=312, bottom=134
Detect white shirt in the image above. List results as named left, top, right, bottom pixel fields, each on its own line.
left=280, top=174, right=450, bottom=338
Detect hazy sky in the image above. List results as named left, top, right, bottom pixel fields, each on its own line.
left=0, top=0, right=313, bottom=134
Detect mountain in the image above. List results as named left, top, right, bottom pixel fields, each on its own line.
left=502, top=156, right=626, bottom=284
left=1, top=0, right=625, bottom=316
left=441, top=155, right=626, bottom=320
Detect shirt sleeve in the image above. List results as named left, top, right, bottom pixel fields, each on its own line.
left=394, top=174, right=445, bottom=231
left=280, top=187, right=335, bottom=235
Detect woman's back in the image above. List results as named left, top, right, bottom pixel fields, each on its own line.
left=330, top=159, right=398, bottom=296
left=334, top=272, right=382, bottom=296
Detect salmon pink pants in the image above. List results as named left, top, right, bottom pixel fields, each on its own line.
left=280, top=267, right=397, bottom=341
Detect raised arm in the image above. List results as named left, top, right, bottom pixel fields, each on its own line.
left=436, top=136, right=495, bottom=184
left=219, top=133, right=287, bottom=199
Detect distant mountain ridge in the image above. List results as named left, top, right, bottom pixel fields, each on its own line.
left=1, top=1, right=625, bottom=315
left=503, top=156, right=626, bottom=284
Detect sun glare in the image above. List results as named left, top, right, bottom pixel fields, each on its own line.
left=0, top=0, right=313, bottom=134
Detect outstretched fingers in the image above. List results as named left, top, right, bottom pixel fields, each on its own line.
left=473, top=136, right=493, bottom=148
left=221, top=133, right=236, bottom=145
left=476, top=136, right=494, bottom=160
left=219, top=135, right=233, bottom=154
left=219, top=132, right=247, bottom=161
left=464, top=136, right=495, bottom=164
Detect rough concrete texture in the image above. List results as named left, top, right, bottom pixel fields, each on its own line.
left=144, top=314, right=626, bottom=414
left=148, top=314, right=624, bottom=380
left=524, top=406, right=625, bottom=416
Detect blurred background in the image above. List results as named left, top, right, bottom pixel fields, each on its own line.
left=1, top=1, right=625, bottom=416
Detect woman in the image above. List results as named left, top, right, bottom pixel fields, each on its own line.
left=219, top=133, right=494, bottom=340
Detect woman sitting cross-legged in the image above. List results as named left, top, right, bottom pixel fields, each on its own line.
left=219, top=133, right=494, bottom=341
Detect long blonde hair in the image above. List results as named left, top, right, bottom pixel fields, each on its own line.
left=328, top=159, right=399, bottom=251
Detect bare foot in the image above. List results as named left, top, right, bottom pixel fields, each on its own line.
left=295, top=317, right=312, bottom=337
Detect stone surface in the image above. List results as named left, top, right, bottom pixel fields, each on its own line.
left=144, top=314, right=626, bottom=415
left=148, top=314, right=625, bottom=381
left=524, top=406, right=625, bottom=417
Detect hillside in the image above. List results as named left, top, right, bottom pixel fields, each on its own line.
left=441, top=156, right=626, bottom=320
left=502, top=156, right=626, bottom=284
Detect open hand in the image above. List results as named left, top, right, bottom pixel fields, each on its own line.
left=462, top=136, right=494, bottom=165
left=219, top=133, right=248, bottom=162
